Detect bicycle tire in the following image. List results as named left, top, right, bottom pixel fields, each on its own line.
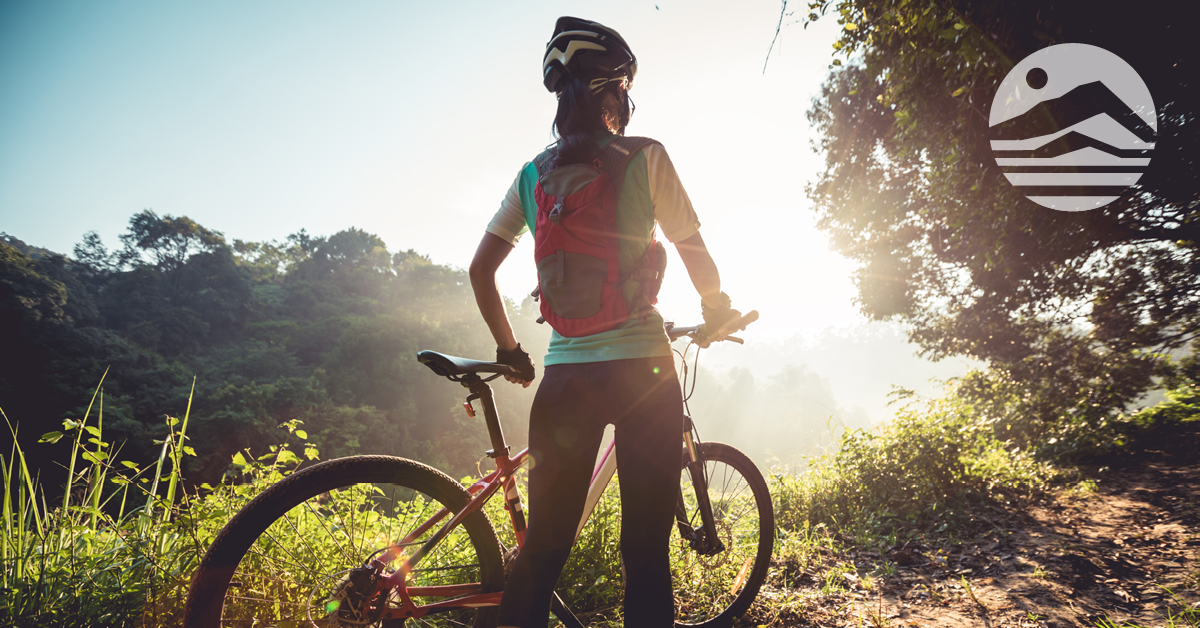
left=673, top=441, right=774, bottom=628
left=183, top=455, right=504, bottom=628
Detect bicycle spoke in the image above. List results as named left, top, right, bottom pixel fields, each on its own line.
left=254, top=528, right=325, bottom=581
left=303, top=499, right=357, bottom=564
left=280, top=506, right=334, bottom=569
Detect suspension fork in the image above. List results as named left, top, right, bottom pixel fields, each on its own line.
left=677, top=415, right=725, bottom=555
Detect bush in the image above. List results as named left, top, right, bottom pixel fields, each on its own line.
left=773, top=383, right=1052, bottom=544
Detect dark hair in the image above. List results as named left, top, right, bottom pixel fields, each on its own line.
left=551, top=77, right=632, bottom=167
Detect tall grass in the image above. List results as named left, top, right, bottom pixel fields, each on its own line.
left=1, top=372, right=201, bottom=627
left=3, top=374, right=1137, bottom=627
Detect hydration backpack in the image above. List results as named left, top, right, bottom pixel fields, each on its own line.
left=531, top=136, right=666, bottom=338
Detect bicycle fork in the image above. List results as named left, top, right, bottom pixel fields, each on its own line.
left=677, top=415, right=726, bottom=555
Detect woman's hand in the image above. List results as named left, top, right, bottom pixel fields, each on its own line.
left=496, top=344, right=535, bottom=388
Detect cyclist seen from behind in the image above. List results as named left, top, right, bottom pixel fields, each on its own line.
left=469, top=16, right=745, bottom=628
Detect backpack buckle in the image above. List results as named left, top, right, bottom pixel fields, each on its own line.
left=549, top=197, right=564, bottom=224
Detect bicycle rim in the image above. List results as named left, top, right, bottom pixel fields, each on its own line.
left=672, top=442, right=774, bottom=628
left=185, top=456, right=503, bottom=628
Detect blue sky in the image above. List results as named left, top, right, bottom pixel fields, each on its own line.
left=0, top=0, right=865, bottom=332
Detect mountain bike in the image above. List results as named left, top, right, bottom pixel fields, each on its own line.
left=183, top=312, right=773, bottom=628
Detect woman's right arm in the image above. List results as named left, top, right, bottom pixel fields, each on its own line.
left=469, top=232, right=534, bottom=387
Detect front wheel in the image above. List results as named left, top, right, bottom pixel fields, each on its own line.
left=672, top=441, right=774, bottom=628
left=183, top=455, right=505, bottom=628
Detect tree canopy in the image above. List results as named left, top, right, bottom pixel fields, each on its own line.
left=1, top=211, right=545, bottom=487
left=801, top=0, right=1196, bottom=421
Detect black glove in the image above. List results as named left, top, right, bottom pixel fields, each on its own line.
left=701, top=292, right=743, bottom=336
left=496, top=343, right=536, bottom=382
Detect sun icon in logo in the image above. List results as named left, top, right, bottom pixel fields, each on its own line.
left=989, top=43, right=1156, bottom=212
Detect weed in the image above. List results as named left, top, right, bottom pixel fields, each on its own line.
left=960, top=575, right=987, bottom=611
left=1070, top=478, right=1099, bottom=496
left=861, top=591, right=890, bottom=627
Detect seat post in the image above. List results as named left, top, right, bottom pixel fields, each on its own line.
left=467, top=378, right=509, bottom=457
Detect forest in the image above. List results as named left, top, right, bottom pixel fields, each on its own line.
left=1, top=212, right=548, bottom=487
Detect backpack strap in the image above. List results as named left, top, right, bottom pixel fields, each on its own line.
left=596, top=136, right=665, bottom=321
left=531, top=148, right=557, bottom=177
left=595, top=136, right=661, bottom=199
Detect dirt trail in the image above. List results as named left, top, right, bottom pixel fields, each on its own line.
left=757, top=434, right=1200, bottom=627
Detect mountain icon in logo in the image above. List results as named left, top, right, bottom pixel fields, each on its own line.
left=989, top=43, right=1156, bottom=212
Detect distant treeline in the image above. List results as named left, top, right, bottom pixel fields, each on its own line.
left=1, top=211, right=545, bottom=487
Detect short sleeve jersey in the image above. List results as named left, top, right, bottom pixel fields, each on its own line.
left=486, top=134, right=701, bottom=366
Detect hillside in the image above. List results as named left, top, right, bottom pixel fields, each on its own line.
left=1, top=213, right=548, bottom=486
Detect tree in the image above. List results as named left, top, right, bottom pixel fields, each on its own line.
left=120, top=210, right=226, bottom=278
left=799, top=0, right=1197, bottom=414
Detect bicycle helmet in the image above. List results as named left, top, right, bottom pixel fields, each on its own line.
left=542, top=16, right=637, bottom=95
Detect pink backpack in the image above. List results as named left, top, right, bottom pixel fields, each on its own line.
left=531, top=136, right=665, bottom=337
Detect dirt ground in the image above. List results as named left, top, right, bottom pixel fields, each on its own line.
left=753, top=433, right=1200, bottom=627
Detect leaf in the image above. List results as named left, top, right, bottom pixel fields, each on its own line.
left=844, top=23, right=858, bottom=31
left=121, top=461, right=140, bottom=469
left=232, top=452, right=248, bottom=467
left=84, top=425, right=101, bottom=437
left=183, top=445, right=197, bottom=457
left=952, top=86, right=966, bottom=97
left=81, top=450, right=109, bottom=464
left=39, top=431, right=64, bottom=444
left=954, top=22, right=965, bottom=30
left=833, top=59, right=843, bottom=66
left=295, top=429, right=308, bottom=440
left=277, top=449, right=301, bottom=465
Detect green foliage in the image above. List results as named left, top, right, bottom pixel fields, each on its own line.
left=1, top=383, right=327, bottom=627
left=1126, top=341, right=1200, bottom=444
left=802, top=0, right=1197, bottom=426
left=2, top=212, right=545, bottom=490
left=4, top=359, right=1194, bottom=625
left=2, top=382, right=201, bottom=627
left=773, top=379, right=1052, bottom=543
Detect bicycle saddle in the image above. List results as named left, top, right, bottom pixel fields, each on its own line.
left=417, top=350, right=517, bottom=377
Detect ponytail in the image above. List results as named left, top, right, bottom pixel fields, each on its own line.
left=551, top=77, right=632, bottom=167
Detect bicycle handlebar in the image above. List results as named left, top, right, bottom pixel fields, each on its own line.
left=666, top=310, right=759, bottom=344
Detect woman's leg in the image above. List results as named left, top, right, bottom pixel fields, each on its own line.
left=497, top=363, right=607, bottom=628
left=610, top=356, right=684, bottom=628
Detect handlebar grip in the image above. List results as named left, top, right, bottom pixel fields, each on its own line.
left=736, top=310, right=760, bottom=328
left=717, top=310, right=758, bottom=334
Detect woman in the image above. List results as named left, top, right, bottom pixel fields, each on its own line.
left=468, top=16, right=743, bottom=628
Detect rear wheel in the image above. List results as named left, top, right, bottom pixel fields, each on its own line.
left=184, top=455, right=504, bottom=628
left=672, top=442, right=774, bottom=628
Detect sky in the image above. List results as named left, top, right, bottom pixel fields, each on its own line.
left=0, top=0, right=977, bottom=428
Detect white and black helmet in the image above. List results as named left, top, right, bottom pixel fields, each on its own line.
left=542, top=17, right=637, bottom=95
